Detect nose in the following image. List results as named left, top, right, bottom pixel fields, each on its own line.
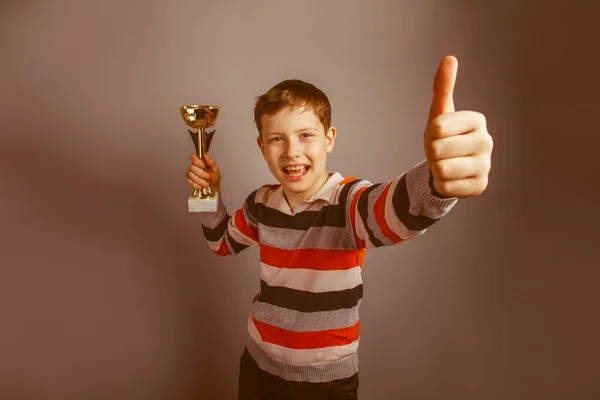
left=284, top=137, right=301, bottom=159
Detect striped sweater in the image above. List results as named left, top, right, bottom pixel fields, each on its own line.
left=197, top=160, right=457, bottom=383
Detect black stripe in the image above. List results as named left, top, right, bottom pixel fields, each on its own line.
left=244, top=189, right=260, bottom=225
left=392, top=175, right=438, bottom=231
left=258, top=280, right=363, bottom=313
left=202, top=214, right=230, bottom=242
left=259, top=204, right=349, bottom=229
left=257, top=204, right=335, bottom=229
left=225, top=230, right=248, bottom=255
left=338, top=179, right=362, bottom=207
left=357, top=183, right=384, bottom=247
left=248, top=180, right=364, bottom=231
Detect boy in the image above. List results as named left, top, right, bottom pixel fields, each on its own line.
left=184, top=56, right=493, bottom=399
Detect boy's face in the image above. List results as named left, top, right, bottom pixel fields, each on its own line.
left=257, top=106, right=336, bottom=203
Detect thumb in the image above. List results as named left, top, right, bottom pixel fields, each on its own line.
left=428, top=55, right=458, bottom=121
left=203, top=153, right=218, bottom=172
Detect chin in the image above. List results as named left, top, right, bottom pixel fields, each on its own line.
left=284, top=172, right=324, bottom=192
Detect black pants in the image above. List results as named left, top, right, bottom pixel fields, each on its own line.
left=238, top=348, right=359, bottom=400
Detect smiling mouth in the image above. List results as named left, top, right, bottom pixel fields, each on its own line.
left=283, top=165, right=310, bottom=177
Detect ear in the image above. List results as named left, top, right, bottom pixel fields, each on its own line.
left=325, top=126, right=336, bottom=153
left=256, top=135, right=266, bottom=158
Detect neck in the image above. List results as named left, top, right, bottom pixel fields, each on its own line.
left=283, top=172, right=329, bottom=212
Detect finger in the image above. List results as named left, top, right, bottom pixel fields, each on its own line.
left=428, top=55, right=458, bottom=121
left=203, top=153, right=218, bottom=173
left=425, top=130, right=489, bottom=161
left=425, top=111, right=486, bottom=141
left=186, top=177, right=208, bottom=190
left=433, top=176, right=488, bottom=199
left=190, top=153, right=201, bottom=163
left=429, top=156, right=489, bottom=181
left=191, top=156, right=205, bottom=170
left=189, top=165, right=211, bottom=181
left=186, top=175, right=210, bottom=189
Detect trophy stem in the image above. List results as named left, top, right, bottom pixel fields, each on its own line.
left=197, top=127, right=206, bottom=157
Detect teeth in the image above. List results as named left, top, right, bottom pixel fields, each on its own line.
left=284, top=165, right=307, bottom=171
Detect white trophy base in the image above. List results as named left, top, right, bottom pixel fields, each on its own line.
left=188, top=192, right=219, bottom=212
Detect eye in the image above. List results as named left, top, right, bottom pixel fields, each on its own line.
left=301, top=132, right=314, bottom=138
left=270, top=137, right=283, bottom=143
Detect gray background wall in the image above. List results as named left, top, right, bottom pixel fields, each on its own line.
left=1, top=0, right=598, bottom=398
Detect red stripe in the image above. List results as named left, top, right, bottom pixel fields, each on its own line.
left=339, top=176, right=358, bottom=185
left=234, top=209, right=259, bottom=243
left=350, top=186, right=368, bottom=249
left=252, top=317, right=360, bottom=349
left=260, top=245, right=361, bottom=270
left=212, top=239, right=229, bottom=256
left=373, top=183, right=404, bottom=244
left=357, top=248, right=365, bottom=268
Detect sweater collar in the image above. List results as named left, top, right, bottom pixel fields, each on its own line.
left=270, top=172, right=345, bottom=212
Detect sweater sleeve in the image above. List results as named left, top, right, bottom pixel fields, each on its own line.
left=347, top=160, right=457, bottom=249
left=197, top=190, right=260, bottom=256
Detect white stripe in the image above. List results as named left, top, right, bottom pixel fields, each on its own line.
left=247, top=316, right=360, bottom=364
left=207, top=237, right=226, bottom=253
left=255, top=185, right=277, bottom=206
left=228, top=214, right=259, bottom=246
left=384, top=175, right=421, bottom=239
left=260, top=263, right=362, bottom=293
left=255, top=184, right=292, bottom=213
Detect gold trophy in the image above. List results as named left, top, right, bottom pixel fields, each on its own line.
left=180, top=105, right=220, bottom=212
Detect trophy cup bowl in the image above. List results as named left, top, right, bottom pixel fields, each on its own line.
left=180, top=105, right=221, bottom=212
left=180, top=105, right=220, bottom=129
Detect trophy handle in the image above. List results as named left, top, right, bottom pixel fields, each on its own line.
left=188, top=128, right=216, bottom=156
left=188, top=129, right=199, bottom=155
left=205, top=129, right=215, bottom=152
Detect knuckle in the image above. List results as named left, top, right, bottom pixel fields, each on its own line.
left=437, top=180, right=452, bottom=195
left=483, top=157, right=492, bottom=173
left=433, top=160, right=451, bottom=179
left=430, top=118, right=444, bottom=137
left=430, top=140, right=445, bottom=160
left=485, top=134, right=494, bottom=151
left=478, top=175, right=489, bottom=190
left=470, top=176, right=487, bottom=196
left=474, top=131, right=492, bottom=152
left=474, top=112, right=487, bottom=128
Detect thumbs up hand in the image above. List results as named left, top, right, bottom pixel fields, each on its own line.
left=424, top=56, right=493, bottom=199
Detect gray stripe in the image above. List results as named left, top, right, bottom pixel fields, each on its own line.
left=251, top=301, right=361, bottom=332
left=258, top=224, right=356, bottom=250
left=245, top=334, right=359, bottom=383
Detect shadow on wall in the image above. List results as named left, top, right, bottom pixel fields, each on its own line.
left=1, top=139, right=231, bottom=399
